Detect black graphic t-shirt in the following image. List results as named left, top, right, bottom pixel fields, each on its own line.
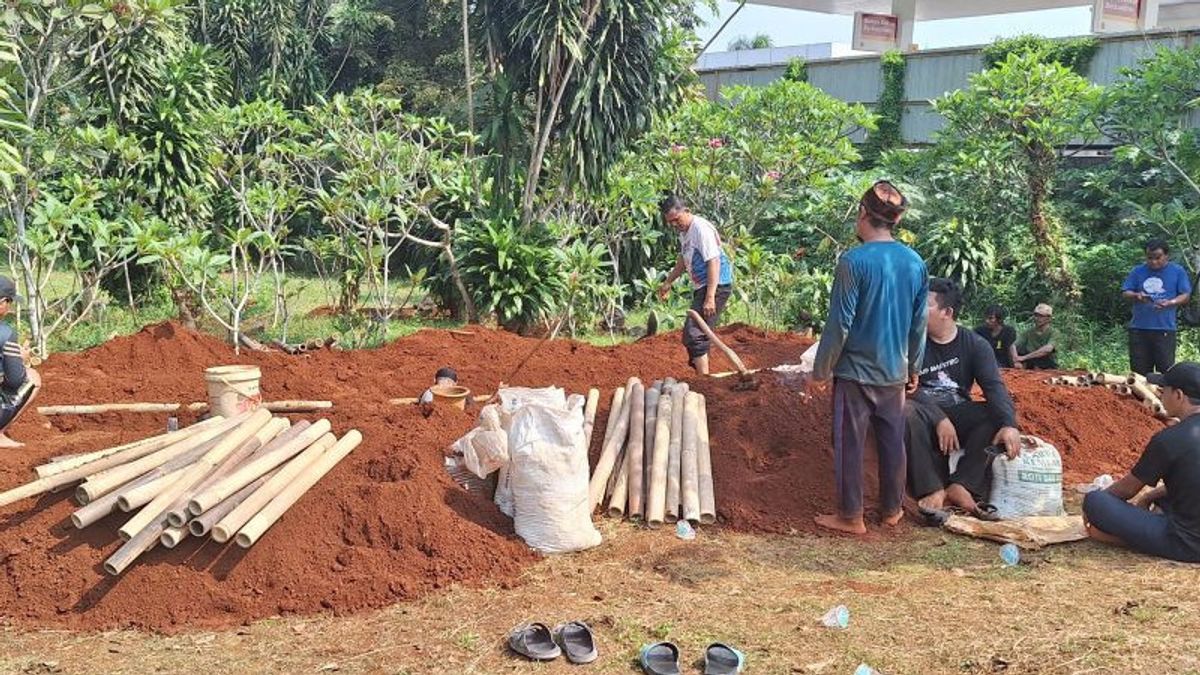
left=974, top=324, right=1016, bottom=368
left=914, top=328, right=1018, bottom=428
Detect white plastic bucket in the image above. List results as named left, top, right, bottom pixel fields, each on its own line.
left=204, top=365, right=263, bottom=417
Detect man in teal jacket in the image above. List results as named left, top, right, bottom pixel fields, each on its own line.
left=812, top=181, right=928, bottom=535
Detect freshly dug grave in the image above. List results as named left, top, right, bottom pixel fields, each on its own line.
left=0, top=322, right=1161, bottom=631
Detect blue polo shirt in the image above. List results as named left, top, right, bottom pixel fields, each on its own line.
left=1122, top=262, right=1192, bottom=331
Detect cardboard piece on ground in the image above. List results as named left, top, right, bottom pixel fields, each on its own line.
left=942, top=514, right=1087, bottom=550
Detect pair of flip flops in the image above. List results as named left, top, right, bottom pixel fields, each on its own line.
left=641, top=642, right=745, bottom=674
left=508, top=621, right=597, bottom=664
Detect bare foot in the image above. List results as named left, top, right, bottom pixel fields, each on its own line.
left=814, top=513, right=867, bottom=535
left=881, top=510, right=904, bottom=527
left=0, top=434, right=24, bottom=449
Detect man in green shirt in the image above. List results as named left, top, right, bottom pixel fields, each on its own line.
left=1014, top=303, right=1057, bottom=370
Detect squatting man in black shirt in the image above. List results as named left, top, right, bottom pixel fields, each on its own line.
left=904, top=278, right=1021, bottom=522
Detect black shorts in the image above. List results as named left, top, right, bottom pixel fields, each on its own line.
left=0, top=383, right=35, bottom=429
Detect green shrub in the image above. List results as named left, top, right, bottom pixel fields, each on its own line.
left=457, top=218, right=565, bottom=333
left=1075, top=242, right=1140, bottom=325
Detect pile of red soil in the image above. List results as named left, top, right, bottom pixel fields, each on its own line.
left=0, top=322, right=1163, bottom=631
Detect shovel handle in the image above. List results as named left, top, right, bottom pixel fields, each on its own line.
left=686, top=309, right=749, bottom=375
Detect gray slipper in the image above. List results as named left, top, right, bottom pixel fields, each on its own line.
left=640, top=641, right=681, bottom=675
left=508, top=622, right=561, bottom=661
left=555, top=621, right=598, bottom=664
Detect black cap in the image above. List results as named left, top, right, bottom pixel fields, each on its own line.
left=0, top=276, right=22, bottom=303
left=435, top=367, right=457, bottom=382
left=1148, top=362, right=1200, bottom=400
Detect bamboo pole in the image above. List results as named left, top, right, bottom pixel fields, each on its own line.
left=1127, top=372, right=1148, bottom=386
left=599, top=387, right=626, bottom=452
left=1132, top=381, right=1161, bottom=405
left=189, top=464, right=284, bottom=537
left=212, top=433, right=337, bottom=543
left=696, top=394, right=716, bottom=525
left=588, top=379, right=638, bottom=510
left=37, top=403, right=182, bottom=415
left=187, top=420, right=331, bottom=517
left=164, top=417, right=291, bottom=527
left=1094, top=373, right=1125, bottom=386
left=0, top=416, right=242, bottom=508
left=160, top=526, right=188, bottom=549
left=117, top=409, right=273, bottom=541
left=76, top=418, right=246, bottom=504
left=680, top=391, right=701, bottom=523
left=606, top=448, right=632, bottom=518
left=104, top=516, right=167, bottom=575
left=665, top=383, right=688, bottom=524
left=625, top=381, right=646, bottom=520
left=646, top=389, right=674, bottom=528
left=642, top=383, right=661, bottom=516
left=235, top=431, right=363, bottom=548
left=117, top=466, right=189, bottom=512
left=32, top=415, right=228, bottom=479
left=581, top=388, right=600, bottom=451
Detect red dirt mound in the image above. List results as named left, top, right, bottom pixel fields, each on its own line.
left=0, top=322, right=1164, bottom=631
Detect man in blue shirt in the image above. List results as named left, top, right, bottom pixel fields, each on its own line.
left=811, top=181, right=928, bottom=535
left=657, top=195, right=735, bottom=375
left=1122, top=239, right=1192, bottom=375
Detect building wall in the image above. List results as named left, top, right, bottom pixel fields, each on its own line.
left=697, top=29, right=1200, bottom=145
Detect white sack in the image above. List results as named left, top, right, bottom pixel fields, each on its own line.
left=989, top=435, right=1065, bottom=519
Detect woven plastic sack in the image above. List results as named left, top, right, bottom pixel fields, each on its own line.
left=508, top=400, right=601, bottom=554
left=989, top=435, right=1065, bottom=519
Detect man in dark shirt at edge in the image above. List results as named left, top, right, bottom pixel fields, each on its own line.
left=974, top=304, right=1017, bottom=368
left=1083, top=362, right=1200, bottom=562
left=906, top=279, right=1021, bottom=520
left=0, top=276, right=41, bottom=448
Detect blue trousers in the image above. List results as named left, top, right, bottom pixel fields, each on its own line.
left=1083, top=489, right=1200, bottom=563
left=832, top=379, right=907, bottom=519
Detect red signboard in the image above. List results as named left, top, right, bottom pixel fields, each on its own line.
left=860, top=13, right=898, bottom=40
left=1103, top=0, right=1141, bottom=20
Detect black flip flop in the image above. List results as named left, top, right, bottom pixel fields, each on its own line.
left=704, top=642, right=745, bottom=674
left=917, top=505, right=951, bottom=527
left=640, top=641, right=681, bottom=675
left=972, top=502, right=1001, bottom=522
left=554, top=621, right=598, bottom=664
left=508, top=622, right=561, bottom=661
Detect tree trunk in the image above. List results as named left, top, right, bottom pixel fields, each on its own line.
left=443, top=235, right=476, bottom=323
left=172, top=287, right=197, bottom=331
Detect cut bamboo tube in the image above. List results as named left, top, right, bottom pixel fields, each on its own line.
left=211, top=433, right=337, bottom=543
left=37, top=403, right=182, bottom=415
left=1127, top=373, right=1148, bottom=386
left=680, top=391, right=701, bottom=523
left=1132, top=381, right=1161, bottom=405
left=235, top=431, right=363, bottom=548
left=1115, top=384, right=1132, bottom=396
left=118, top=409, right=273, bottom=541
left=625, top=382, right=646, bottom=520
left=588, top=379, right=638, bottom=510
left=582, top=388, right=600, bottom=451
left=76, top=417, right=244, bottom=504
left=165, top=417, right=292, bottom=527
left=187, top=419, right=330, bottom=517
left=665, top=383, right=688, bottom=524
left=160, top=526, right=187, bottom=549
left=642, top=383, right=661, bottom=518
left=646, top=389, right=674, bottom=528
left=1094, top=373, right=1125, bottom=386
left=189, top=464, right=284, bottom=537
left=0, top=416, right=243, bottom=508
left=117, top=466, right=189, bottom=512
left=259, top=401, right=332, bottom=413
left=32, top=415, right=228, bottom=479
left=696, top=394, right=716, bottom=525
left=606, top=447, right=632, bottom=518
left=104, top=515, right=167, bottom=575
left=599, top=387, right=626, bottom=453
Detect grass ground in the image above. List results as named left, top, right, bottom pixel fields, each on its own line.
left=1, top=515, right=1197, bottom=674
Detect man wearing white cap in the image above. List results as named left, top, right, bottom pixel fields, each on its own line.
left=1013, top=303, right=1057, bottom=370
left=0, top=276, right=41, bottom=448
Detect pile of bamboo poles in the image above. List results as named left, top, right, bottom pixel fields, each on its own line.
left=0, top=409, right=362, bottom=575
left=1046, top=371, right=1169, bottom=418
left=585, top=377, right=716, bottom=528
left=36, top=400, right=333, bottom=416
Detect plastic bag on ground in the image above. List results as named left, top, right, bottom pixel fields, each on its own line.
left=989, top=435, right=1065, bottom=519
left=508, top=401, right=601, bottom=554
left=452, top=404, right=508, bottom=478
